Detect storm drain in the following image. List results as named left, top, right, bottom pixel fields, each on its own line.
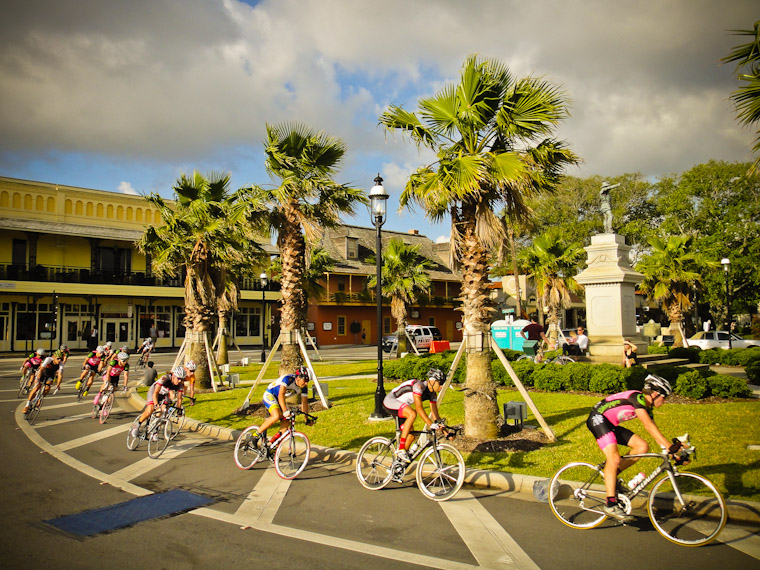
left=44, top=489, right=213, bottom=537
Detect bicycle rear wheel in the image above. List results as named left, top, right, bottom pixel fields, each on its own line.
left=274, top=432, right=310, bottom=479
left=415, top=443, right=465, bottom=501
left=549, top=462, right=607, bottom=529
left=99, top=393, right=114, bottom=424
left=18, top=371, right=32, bottom=398
left=126, top=418, right=142, bottom=450
left=147, top=418, right=171, bottom=458
left=554, top=356, right=575, bottom=365
left=234, top=425, right=265, bottom=470
left=169, top=407, right=186, bottom=439
left=648, top=471, right=726, bottom=546
left=356, top=437, right=395, bottom=490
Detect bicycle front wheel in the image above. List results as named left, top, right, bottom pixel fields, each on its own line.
left=27, top=396, right=43, bottom=425
left=415, top=443, right=465, bottom=501
left=126, top=418, right=142, bottom=450
left=99, top=393, right=114, bottom=424
left=169, top=407, right=186, bottom=439
left=147, top=418, right=172, bottom=458
left=549, top=462, right=607, bottom=529
left=274, top=431, right=310, bottom=480
left=553, top=356, right=575, bottom=365
left=18, top=371, right=31, bottom=398
left=234, top=425, right=265, bottom=470
left=356, top=437, right=395, bottom=490
left=516, top=355, right=532, bottom=362
left=648, top=471, right=727, bottom=546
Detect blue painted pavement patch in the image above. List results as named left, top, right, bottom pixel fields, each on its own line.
left=44, top=489, right=213, bottom=537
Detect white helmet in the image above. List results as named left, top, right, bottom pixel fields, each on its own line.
left=185, top=360, right=197, bottom=371
left=116, top=351, right=129, bottom=362
left=173, top=366, right=187, bottom=379
left=106, top=341, right=113, bottom=347
left=36, top=348, right=45, bottom=356
left=95, top=345, right=104, bottom=353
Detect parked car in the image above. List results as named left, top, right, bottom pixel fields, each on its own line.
left=687, top=331, right=760, bottom=350
left=382, top=334, right=398, bottom=353
left=382, top=326, right=443, bottom=353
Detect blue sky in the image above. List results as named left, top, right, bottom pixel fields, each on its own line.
left=1, top=0, right=756, bottom=243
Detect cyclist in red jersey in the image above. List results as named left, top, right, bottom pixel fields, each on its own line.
left=586, top=374, right=681, bottom=521
left=76, top=345, right=106, bottom=396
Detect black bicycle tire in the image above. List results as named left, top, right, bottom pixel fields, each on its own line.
left=415, top=442, right=465, bottom=501
left=274, top=431, right=310, bottom=480
left=548, top=462, right=608, bottom=529
left=356, top=436, right=395, bottom=490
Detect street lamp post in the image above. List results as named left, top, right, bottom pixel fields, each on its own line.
left=369, top=175, right=389, bottom=419
left=260, top=271, right=268, bottom=362
left=721, top=258, right=732, bottom=349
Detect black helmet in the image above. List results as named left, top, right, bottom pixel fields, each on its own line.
left=644, top=374, right=672, bottom=397
left=427, top=368, right=445, bottom=384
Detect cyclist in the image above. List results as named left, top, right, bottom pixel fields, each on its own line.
left=22, top=352, right=63, bottom=414
left=184, top=359, right=197, bottom=405
left=586, top=374, right=681, bottom=522
left=50, top=345, right=70, bottom=393
left=248, top=366, right=311, bottom=448
left=92, top=351, right=130, bottom=408
left=76, top=345, right=106, bottom=396
left=138, top=337, right=153, bottom=365
left=130, top=366, right=186, bottom=437
left=382, top=368, right=446, bottom=480
left=102, top=341, right=114, bottom=360
left=20, top=348, right=46, bottom=392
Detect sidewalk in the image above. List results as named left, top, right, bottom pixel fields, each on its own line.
left=122, top=388, right=760, bottom=525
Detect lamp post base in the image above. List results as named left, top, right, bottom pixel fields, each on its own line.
left=369, top=385, right=390, bottom=420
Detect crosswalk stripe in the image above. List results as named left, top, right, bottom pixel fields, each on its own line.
left=111, top=436, right=213, bottom=481
left=438, top=489, right=540, bottom=570
left=235, top=467, right=292, bottom=525
left=57, top=423, right=132, bottom=451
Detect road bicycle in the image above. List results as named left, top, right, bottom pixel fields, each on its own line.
left=91, top=383, right=116, bottom=424
left=234, top=408, right=317, bottom=480
left=517, top=342, right=575, bottom=365
left=136, top=350, right=150, bottom=370
left=548, top=435, right=726, bottom=546
left=164, top=401, right=187, bottom=440
left=356, top=418, right=465, bottom=502
left=18, top=367, right=35, bottom=398
left=23, top=377, right=53, bottom=425
left=126, top=409, right=173, bottom=458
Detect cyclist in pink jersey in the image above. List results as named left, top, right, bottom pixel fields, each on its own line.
left=76, top=345, right=105, bottom=396
left=586, top=374, right=681, bottom=521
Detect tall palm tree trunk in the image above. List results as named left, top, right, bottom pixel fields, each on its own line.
left=457, top=204, right=501, bottom=439
left=278, top=204, right=307, bottom=373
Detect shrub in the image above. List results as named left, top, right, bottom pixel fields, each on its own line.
left=669, top=346, right=701, bottom=363
left=707, top=374, right=752, bottom=398
left=648, top=345, right=669, bottom=355
left=648, top=365, right=690, bottom=384
left=491, top=360, right=513, bottom=386
left=589, top=363, right=625, bottom=394
left=511, top=359, right=536, bottom=386
left=737, top=347, right=760, bottom=367
left=746, top=359, right=760, bottom=384
left=675, top=370, right=710, bottom=399
left=698, top=348, right=722, bottom=365
left=533, top=366, right=564, bottom=392
left=562, top=363, right=593, bottom=391
left=620, top=366, right=649, bottom=391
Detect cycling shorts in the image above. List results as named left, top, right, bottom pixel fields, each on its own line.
left=103, top=374, right=121, bottom=387
left=587, top=412, right=634, bottom=450
left=83, top=363, right=99, bottom=373
left=263, top=391, right=281, bottom=412
left=382, top=394, right=411, bottom=418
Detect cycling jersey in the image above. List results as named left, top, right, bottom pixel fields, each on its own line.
left=83, top=352, right=103, bottom=371
left=23, top=355, right=43, bottom=370
left=587, top=390, right=652, bottom=450
left=147, top=374, right=183, bottom=406
left=38, top=357, right=61, bottom=381
left=263, top=374, right=303, bottom=411
left=383, top=378, right=437, bottom=417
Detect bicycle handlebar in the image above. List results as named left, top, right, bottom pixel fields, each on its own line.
left=287, top=407, right=318, bottom=424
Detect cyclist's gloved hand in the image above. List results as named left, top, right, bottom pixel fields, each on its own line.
left=429, top=422, right=441, bottom=431
left=305, top=417, right=315, bottom=426
left=283, top=409, right=293, bottom=419
left=668, top=440, right=682, bottom=455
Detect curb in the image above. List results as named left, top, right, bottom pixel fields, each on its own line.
left=123, top=390, right=760, bottom=525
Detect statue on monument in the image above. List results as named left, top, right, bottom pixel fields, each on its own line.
left=599, top=181, right=619, bottom=234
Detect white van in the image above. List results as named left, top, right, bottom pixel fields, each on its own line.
left=406, top=325, right=443, bottom=351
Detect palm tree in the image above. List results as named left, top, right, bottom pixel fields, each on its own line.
left=519, top=230, right=584, bottom=346
left=636, top=235, right=713, bottom=347
left=723, top=21, right=760, bottom=174
left=138, top=171, right=264, bottom=388
left=367, top=238, right=432, bottom=357
left=244, top=123, right=367, bottom=373
left=380, top=55, right=578, bottom=439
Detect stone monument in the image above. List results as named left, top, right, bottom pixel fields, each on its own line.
left=575, top=182, right=647, bottom=362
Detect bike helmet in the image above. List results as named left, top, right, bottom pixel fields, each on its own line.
left=185, top=360, right=197, bottom=371
left=145, top=337, right=151, bottom=342
left=36, top=348, right=45, bottom=356
left=120, top=345, right=129, bottom=353
left=427, top=368, right=445, bottom=384
left=116, top=351, right=129, bottom=362
left=295, top=366, right=309, bottom=381
left=59, top=344, right=68, bottom=351
left=173, top=365, right=187, bottom=379
left=95, top=345, right=104, bottom=353
left=644, top=374, right=672, bottom=397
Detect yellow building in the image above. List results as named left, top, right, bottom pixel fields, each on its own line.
left=0, top=176, right=276, bottom=353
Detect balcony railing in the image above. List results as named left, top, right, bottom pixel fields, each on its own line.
left=327, top=290, right=459, bottom=306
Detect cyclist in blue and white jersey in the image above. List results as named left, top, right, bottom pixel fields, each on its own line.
left=248, top=366, right=311, bottom=447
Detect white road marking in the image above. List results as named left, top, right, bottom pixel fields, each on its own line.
left=235, top=467, right=292, bottom=525
left=112, top=436, right=213, bottom=481
left=32, top=412, right=94, bottom=428
left=714, top=525, right=760, bottom=560
left=438, top=489, right=541, bottom=569
left=57, top=423, right=132, bottom=450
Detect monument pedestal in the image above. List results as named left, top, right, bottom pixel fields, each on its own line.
left=575, top=233, right=646, bottom=363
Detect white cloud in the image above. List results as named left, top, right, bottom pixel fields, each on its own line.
left=118, top=181, right=139, bottom=195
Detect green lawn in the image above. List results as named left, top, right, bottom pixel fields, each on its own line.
left=144, top=366, right=760, bottom=502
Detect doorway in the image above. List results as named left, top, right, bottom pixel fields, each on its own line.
left=62, top=317, right=90, bottom=350
left=103, top=319, right=131, bottom=347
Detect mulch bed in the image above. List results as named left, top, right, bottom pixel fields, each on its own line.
left=449, top=425, right=551, bottom=454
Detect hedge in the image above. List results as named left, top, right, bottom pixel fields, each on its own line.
left=382, top=350, right=753, bottom=400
